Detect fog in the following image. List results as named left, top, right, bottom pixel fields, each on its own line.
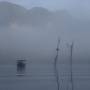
left=0, top=17, right=90, bottom=64
left=0, top=1, right=90, bottom=90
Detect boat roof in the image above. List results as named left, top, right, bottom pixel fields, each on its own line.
left=17, top=60, right=26, bottom=62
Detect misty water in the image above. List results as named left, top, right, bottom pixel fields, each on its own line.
left=0, top=61, right=90, bottom=90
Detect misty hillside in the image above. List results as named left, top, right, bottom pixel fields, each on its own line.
left=0, top=1, right=73, bottom=29
left=0, top=1, right=27, bottom=26
left=27, top=7, right=52, bottom=28
left=0, top=1, right=90, bottom=31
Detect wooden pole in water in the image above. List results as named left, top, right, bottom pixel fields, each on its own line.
left=70, top=42, right=74, bottom=90
left=54, top=38, right=60, bottom=90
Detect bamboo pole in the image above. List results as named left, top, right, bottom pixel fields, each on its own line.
left=69, top=42, right=74, bottom=90
left=54, top=38, right=60, bottom=90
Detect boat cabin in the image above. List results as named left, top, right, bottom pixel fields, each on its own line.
left=17, top=60, right=26, bottom=74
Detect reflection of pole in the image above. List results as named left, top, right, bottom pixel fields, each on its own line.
left=54, top=38, right=60, bottom=90
left=70, top=43, right=74, bottom=90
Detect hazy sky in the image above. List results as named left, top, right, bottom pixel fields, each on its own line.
left=0, top=0, right=90, bottom=11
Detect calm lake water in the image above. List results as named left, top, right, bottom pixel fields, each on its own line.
left=0, top=61, right=90, bottom=90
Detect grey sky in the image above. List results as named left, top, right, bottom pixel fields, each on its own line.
left=0, top=0, right=90, bottom=11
